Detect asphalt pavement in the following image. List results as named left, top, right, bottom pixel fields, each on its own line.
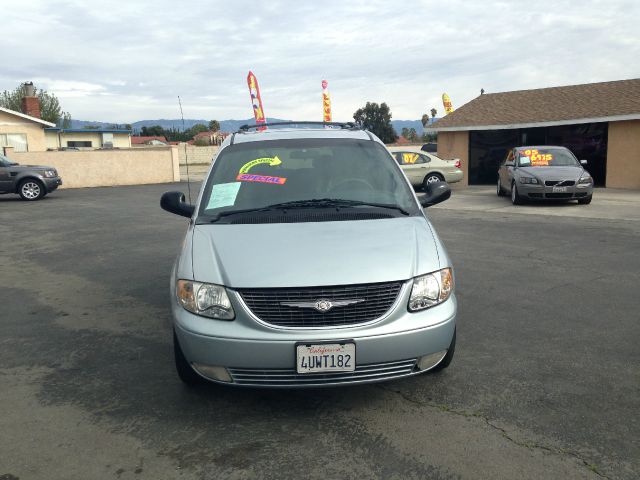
left=1, top=183, right=638, bottom=480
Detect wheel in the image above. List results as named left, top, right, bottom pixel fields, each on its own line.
left=18, top=179, right=45, bottom=201
left=578, top=195, right=592, bottom=205
left=497, top=176, right=505, bottom=196
left=432, top=328, right=456, bottom=372
left=423, top=173, right=444, bottom=191
left=174, top=330, right=203, bottom=385
left=511, top=181, right=524, bottom=205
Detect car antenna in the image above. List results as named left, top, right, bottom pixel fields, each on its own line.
left=178, top=95, right=192, bottom=204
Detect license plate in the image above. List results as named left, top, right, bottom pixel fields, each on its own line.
left=552, top=186, right=567, bottom=192
left=296, top=343, right=355, bottom=373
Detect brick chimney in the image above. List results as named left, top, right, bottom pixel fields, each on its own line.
left=21, top=82, right=41, bottom=119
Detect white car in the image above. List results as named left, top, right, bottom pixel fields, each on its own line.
left=388, top=147, right=463, bottom=190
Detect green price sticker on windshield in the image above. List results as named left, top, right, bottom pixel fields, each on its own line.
left=239, top=156, right=282, bottom=174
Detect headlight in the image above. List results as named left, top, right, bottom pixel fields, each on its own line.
left=578, top=175, right=592, bottom=184
left=43, top=170, right=57, bottom=178
left=519, top=176, right=539, bottom=184
left=408, top=268, right=453, bottom=312
left=176, top=280, right=235, bottom=320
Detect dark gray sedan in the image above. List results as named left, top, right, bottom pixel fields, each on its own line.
left=497, top=146, right=593, bottom=205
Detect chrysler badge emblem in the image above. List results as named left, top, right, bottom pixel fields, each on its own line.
left=280, top=298, right=365, bottom=313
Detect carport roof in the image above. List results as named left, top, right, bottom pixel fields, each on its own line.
left=432, top=78, right=640, bottom=131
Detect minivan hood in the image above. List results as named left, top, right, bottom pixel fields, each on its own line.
left=519, top=166, right=583, bottom=180
left=191, top=217, right=440, bottom=288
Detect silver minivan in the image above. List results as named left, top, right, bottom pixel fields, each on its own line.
left=161, top=122, right=456, bottom=387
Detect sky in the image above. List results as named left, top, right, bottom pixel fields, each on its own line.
left=2, top=0, right=639, bottom=123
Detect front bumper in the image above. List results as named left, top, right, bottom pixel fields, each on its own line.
left=173, top=281, right=457, bottom=387
left=42, top=176, right=62, bottom=192
left=518, top=182, right=592, bottom=200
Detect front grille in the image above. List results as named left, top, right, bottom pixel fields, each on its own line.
left=545, top=180, right=575, bottom=186
left=228, top=358, right=417, bottom=386
left=238, top=281, right=404, bottom=328
left=545, top=193, right=573, bottom=199
left=528, top=193, right=543, bottom=198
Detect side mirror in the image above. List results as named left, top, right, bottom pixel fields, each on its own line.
left=161, top=191, right=195, bottom=218
left=420, top=181, right=451, bottom=208
left=580, top=159, right=588, bottom=165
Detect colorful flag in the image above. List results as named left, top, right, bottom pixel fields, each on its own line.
left=247, top=71, right=266, bottom=130
left=442, top=93, right=454, bottom=115
left=322, top=79, right=332, bottom=122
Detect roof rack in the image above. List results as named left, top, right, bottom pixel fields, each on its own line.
left=236, top=121, right=361, bottom=132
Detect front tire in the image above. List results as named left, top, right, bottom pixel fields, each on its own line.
left=423, top=173, right=444, bottom=191
left=578, top=195, right=592, bottom=205
left=511, top=182, right=524, bottom=205
left=497, top=176, right=505, bottom=196
left=174, top=330, right=203, bottom=386
left=18, top=179, right=45, bottom=201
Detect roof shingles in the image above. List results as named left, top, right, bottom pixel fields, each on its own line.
left=433, top=79, right=640, bottom=130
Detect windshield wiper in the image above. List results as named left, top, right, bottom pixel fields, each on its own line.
left=204, top=205, right=286, bottom=222
left=204, top=198, right=410, bottom=223
left=255, top=198, right=410, bottom=215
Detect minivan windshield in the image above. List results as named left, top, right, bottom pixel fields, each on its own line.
left=197, top=138, right=420, bottom=220
left=517, top=148, right=579, bottom=167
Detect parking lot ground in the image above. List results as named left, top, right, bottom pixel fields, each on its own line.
left=1, top=184, right=639, bottom=480
left=435, top=185, right=640, bottom=223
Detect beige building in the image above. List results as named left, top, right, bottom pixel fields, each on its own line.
left=45, top=128, right=131, bottom=149
left=0, top=106, right=55, bottom=152
left=432, top=79, right=640, bottom=189
left=1, top=106, right=131, bottom=152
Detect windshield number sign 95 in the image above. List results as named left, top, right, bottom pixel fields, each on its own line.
left=296, top=343, right=355, bottom=373
left=523, top=149, right=553, bottom=165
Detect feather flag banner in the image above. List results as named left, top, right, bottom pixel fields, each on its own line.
left=247, top=71, right=266, bottom=130
left=322, top=79, right=332, bottom=122
left=442, top=93, right=454, bottom=115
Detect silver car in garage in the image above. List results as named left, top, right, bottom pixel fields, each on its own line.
left=161, top=122, right=457, bottom=387
left=497, top=146, right=594, bottom=204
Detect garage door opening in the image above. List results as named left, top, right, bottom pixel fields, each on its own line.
left=468, top=123, right=608, bottom=186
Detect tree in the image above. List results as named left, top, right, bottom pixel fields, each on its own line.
left=421, top=114, right=430, bottom=127
left=407, top=128, right=419, bottom=143
left=401, top=127, right=410, bottom=139
left=140, top=125, right=165, bottom=137
left=0, top=83, right=68, bottom=124
left=188, top=123, right=208, bottom=136
left=208, top=120, right=220, bottom=132
left=61, top=112, right=72, bottom=129
left=353, top=102, right=398, bottom=144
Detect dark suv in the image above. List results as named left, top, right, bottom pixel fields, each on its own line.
left=0, top=154, right=62, bottom=200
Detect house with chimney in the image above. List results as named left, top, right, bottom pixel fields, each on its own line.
left=1, top=83, right=131, bottom=154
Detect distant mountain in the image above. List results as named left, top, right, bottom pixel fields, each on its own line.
left=70, top=118, right=290, bottom=132
left=391, top=120, right=425, bottom=134
left=70, top=118, right=429, bottom=135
